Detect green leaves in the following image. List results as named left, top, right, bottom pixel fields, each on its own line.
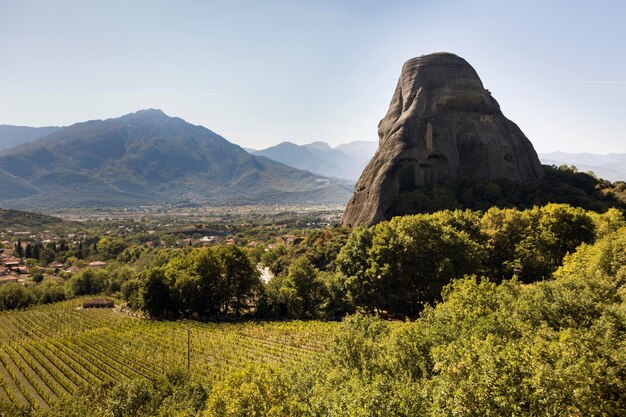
left=337, top=204, right=602, bottom=316
left=138, top=245, right=261, bottom=319
left=337, top=210, right=487, bottom=315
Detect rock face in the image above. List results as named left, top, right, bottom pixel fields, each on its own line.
left=343, top=52, right=544, bottom=226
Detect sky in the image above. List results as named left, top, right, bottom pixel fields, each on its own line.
left=1, top=0, right=625, bottom=154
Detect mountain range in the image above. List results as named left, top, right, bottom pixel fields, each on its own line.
left=250, top=142, right=625, bottom=183
left=0, top=110, right=352, bottom=209
left=249, top=140, right=378, bottom=180
left=0, top=125, right=61, bottom=151
left=1, top=113, right=622, bottom=211
left=538, top=152, right=626, bottom=182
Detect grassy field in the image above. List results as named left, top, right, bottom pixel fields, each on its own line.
left=0, top=299, right=338, bottom=410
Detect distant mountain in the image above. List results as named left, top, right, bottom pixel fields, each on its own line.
left=0, top=110, right=352, bottom=208
left=335, top=141, right=378, bottom=163
left=251, top=140, right=377, bottom=180
left=0, top=125, right=62, bottom=151
left=539, top=152, right=626, bottom=182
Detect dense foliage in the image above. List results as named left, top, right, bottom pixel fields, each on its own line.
left=3, top=224, right=621, bottom=416
left=0, top=282, right=66, bottom=310
left=130, top=245, right=262, bottom=319
left=2, top=203, right=621, bottom=322
left=336, top=204, right=606, bottom=315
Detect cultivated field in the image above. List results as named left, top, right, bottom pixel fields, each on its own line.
left=0, top=299, right=337, bottom=410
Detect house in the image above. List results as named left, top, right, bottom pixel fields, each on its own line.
left=88, top=261, right=107, bottom=269
left=0, top=276, right=19, bottom=285
left=4, top=260, right=21, bottom=270
left=47, top=261, right=65, bottom=269
left=280, top=235, right=303, bottom=245
left=82, top=298, right=114, bottom=308
left=3, top=256, right=21, bottom=264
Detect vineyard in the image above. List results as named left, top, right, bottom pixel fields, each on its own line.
left=0, top=299, right=338, bottom=410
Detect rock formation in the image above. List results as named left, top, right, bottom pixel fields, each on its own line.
left=343, top=52, right=544, bottom=226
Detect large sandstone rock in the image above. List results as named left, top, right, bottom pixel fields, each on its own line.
left=343, top=52, right=544, bottom=226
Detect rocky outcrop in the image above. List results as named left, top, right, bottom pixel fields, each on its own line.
left=343, top=52, right=544, bottom=226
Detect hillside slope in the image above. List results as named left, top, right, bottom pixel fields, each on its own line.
left=0, top=208, right=70, bottom=229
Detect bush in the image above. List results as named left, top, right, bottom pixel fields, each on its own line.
left=337, top=211, right=485, bottom=315
left=266, top=256, right=327, bottom=319
left=0, top=284, right=33, bottom=310
left=32, top=272, right=44, bottom=284
left=65, top=268, right=108, bottom=297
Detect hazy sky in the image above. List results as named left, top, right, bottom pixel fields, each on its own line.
left=1, top=0, right=625, bottom=153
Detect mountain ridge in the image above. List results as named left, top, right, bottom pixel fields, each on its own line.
left=0, top=125, right=62, bottom=152
left=251, top=141, right=626, bottom=184
left=538, top=152, right=626, bottom=182
left=0, top=110, right=352, bottom=209
left=250, top=140, right=377, bottom=180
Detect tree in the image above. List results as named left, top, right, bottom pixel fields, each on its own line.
left=32, top=271, right=44, bottom=284
left=335, top=226, right=376, bottom=311
left=66, top=269, right=108, bottom=296
left=166, top=249, right=223, bottom=318
left=98, top=237, right=128, bottom=260
left=261, top=242, right=290, bottom=276
left=15, top=239, right=23, bottom=258
left=171, top=273, right=204, bottom=318
left=40, top=246, right=56, bottom=264
left=216, top=245, right=261, bottom=316
left=591, top=208, right=626, bottom=239
left=33, top=241, right=41, bottom=260
left=320, top=271, right=354, bottom=318
left=191, top=248, right=223, bottom=317
left=163, top=247, right=240, bottom=318
left=0, top=284, right=32, bottom=310
left=337, top=213, right=484, bottom=315
left=481, top=204, right=596, bottom=282
left=481, top=207, right=529, bottom=280
left=121, top=279, right=142, bottom=310
left=276, top=256, right=327, bottom=319
left=24, top=243, right=33, bottom=259
left=513, top=204, right=595, bottom=281
left=555, top=225, right=626, bottom=283
left=140, top=268, right=176, bottom=319
left=204, top=365, right=294, bottom=417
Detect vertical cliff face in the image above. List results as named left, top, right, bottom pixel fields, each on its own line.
left=343, top=52, right=544, bottom=226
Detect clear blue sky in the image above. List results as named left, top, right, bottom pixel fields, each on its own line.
left=1, top=0, right=625, bottom=153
